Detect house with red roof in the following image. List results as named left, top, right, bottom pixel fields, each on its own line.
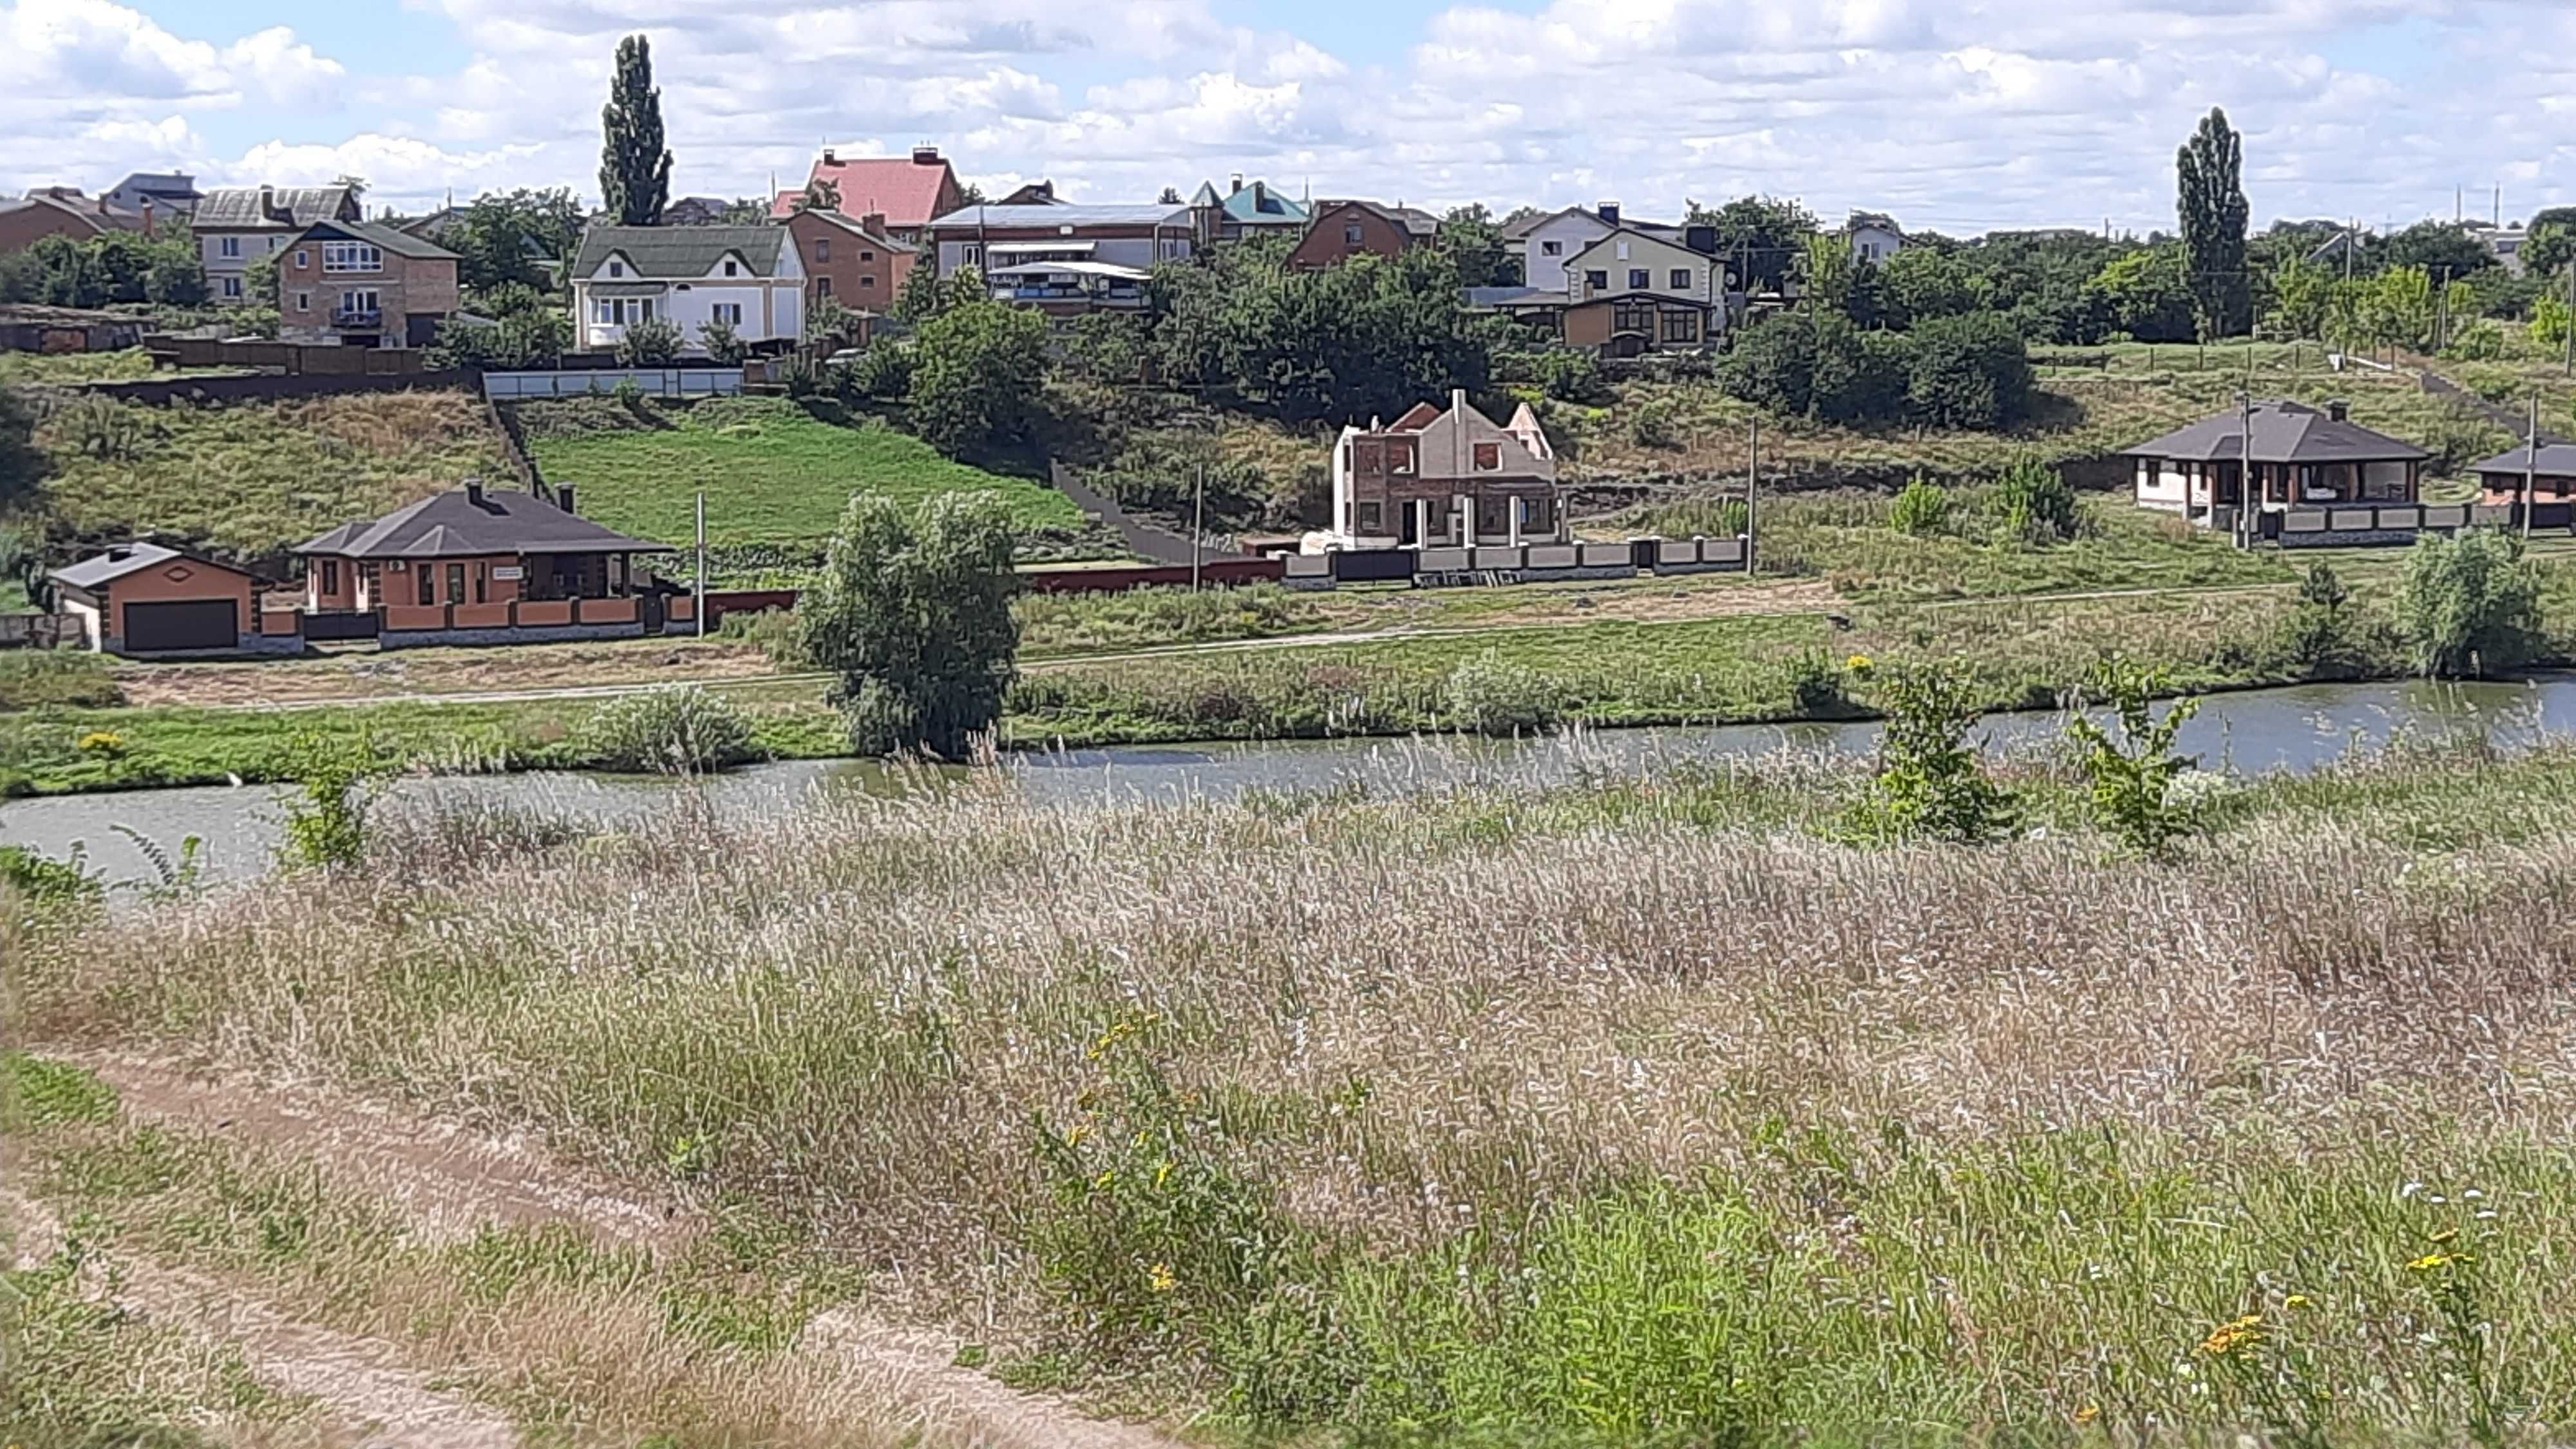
left=768, top=145, right=967, bottom=243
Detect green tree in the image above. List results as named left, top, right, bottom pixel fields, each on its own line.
left=891, top=258, right=945, bottom=323
left=244, top=251, right=281, bottom=308
left=1435, top=204, right=1514, bottom=287
left=1686, top=195, right=1818, bottom=293
left=907, top=299, right=1049, bottom=454
left=452, top=187, right=585, bottom=292
left=2267, top=254, right=2336, bottom=341
left=1905, top=312, right=2034, bottom=430
left=2523, top=209, right=2576, bottom=280
left=1839, top=661, right=2016, bottom=845
left=1888, top=475, right=1949, bottom=536
left=1801, top=231, right=1859, bottom=316
left=2353, top=265, right=2436, bottom=351
left=697, top=316, right=748, bottom=365
left=799, top=490, right=1021, bottom=758
left=1994, top=453, right=2078, bottom=543
left=277, top=732, right=383, bottom=871
left=1878, top=245, right=1985, bottom=328
left=2378, top=220, right=2495, bottom=279
left=2064, top=661, right=2204, bottom=857
left=2090, top=246, right=2195, bottom=342
left=2176, top=106, right=2251, bottom=337
left=2397, top=527, right=2543, bottom=677
left=806, top=295, right=862, bottom=348
left=0, top=388, right=48, bottom=511
left=598, top=35, right=672, bottom=226
left=615, top=314, right=683, bottom=365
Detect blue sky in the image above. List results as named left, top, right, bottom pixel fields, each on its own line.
left=9, top=0, right=2575, bottom=234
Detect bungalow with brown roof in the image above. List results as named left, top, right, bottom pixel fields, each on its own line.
left=1325, top=390, right=1562, bottom=549
left=0, top=189, right=158, bottom=254
left=2125, top=399, right=2429, bottom=524
left=296, top=482, right=681, bottom=647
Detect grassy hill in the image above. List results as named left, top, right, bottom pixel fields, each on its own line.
left=24, top=388, right=513, bottom=565
left=516, top=395, right=1101, bottom=582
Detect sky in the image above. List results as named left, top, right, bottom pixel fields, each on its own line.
left=5, top=0, right=2575, bottom=236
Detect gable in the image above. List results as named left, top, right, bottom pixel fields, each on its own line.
left=1567, top=229, right=1705, bottom=272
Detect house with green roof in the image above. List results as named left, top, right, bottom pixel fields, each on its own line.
left=569, top=224, right=807, bottom=354
left=277, top=219, right=460, bottom=348
left=1189, top=175, right=1309, bottom=245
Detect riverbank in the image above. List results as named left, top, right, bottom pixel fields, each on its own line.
left=15, top=737, right=2576, bottom=1440
left=0, top=578, right=2543, bottom=797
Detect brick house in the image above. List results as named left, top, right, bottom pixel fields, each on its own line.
left=46, top=542, right=296, bottom=656
left=0, top=190, right=156, bottom=254
left=193, top=183, right=363, bottom=305
left=1288, top=200, right=1436, bottom=270
left=768, top=146, right=966, bottom=243
left=276, top=220, right=460, bottom=348
left=2471, top=442, right=2576, bottom=505
left=785, top=207, right=917, bottom=316
left=1325, top=390, right=1562, bottom=549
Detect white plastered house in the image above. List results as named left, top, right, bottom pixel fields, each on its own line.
left=569, top=225, right=806, bottom=352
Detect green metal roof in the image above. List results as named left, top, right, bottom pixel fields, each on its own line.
left=574, top=225, right=789, bottom=280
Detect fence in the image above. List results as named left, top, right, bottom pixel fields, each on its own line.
left=482, top=368, right=746, bottom=401
left=148, top=336, right=439, bottom=376
left=2249, top=501, right=2516, bottom=547
left=64, top=368, right=477, bottom=406
left=0, top=614, right=81, bottom=649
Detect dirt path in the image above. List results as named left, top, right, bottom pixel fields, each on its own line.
left=40, top=1050, right=1179, bottom=1449
left=4, top=1186, right=520, bottom=1448
left=2415, top=359, right=2569, bottom=444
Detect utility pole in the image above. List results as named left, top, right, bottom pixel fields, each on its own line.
left=2566, top=263, right=2575, bottom=377
left=2436, top=266, right=2449, bottom=352
left=2525, top=392, right=2539, bottom=542
left=693, top=489, right=706, bottom=638
left=1189, top=464, right=1205, bottom=591
left=2237, top=390, right=2255, bottom=551
left=1745, top=415, right=1759, bottom=575
left=2345, top=218, right=2356, bottom=282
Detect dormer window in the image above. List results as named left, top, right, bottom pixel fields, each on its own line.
left=608, top=260, right=624, bottom=278
left=1473, top=442, right=1500, bottom=471
left=724, top=259, right=739, bottom=277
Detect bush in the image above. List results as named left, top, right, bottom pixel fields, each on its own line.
left=1888, top=475, right=1950, bottom=536
left=1838, top=661, right=2015, bottom=845
left=1993, top=455, right=2077, bottom=544
left=615, top=316, right=684, bottom=366
left=2398, top=527, right=2543, bottom=677
left=1533, top=349, right=1608, bottom=404
left=1628, top=399, right=1680, bottom=449
left=51, top=393, right=148, bottom=460
left=276, top=732, right=382, bottom=871
left=1445, top=651, right=1566, bottom=735
left=907, top=301, right=1049, bottom=455
left=1785, top=649, right=1853, bottom=716
left=580, top=683, right=758, bottom=773
left=1906, top=311, right=2036, bottom=430
left=801, top=490, right=1021, bottom=757
left=851, top=342, right=913, bottom=401
left=2063, top=660, right=2204, bottom=857
left=698, top=316, right=750, bottom=366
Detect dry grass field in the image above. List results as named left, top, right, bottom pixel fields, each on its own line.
left=12, top=737, right=2576, bottom=1441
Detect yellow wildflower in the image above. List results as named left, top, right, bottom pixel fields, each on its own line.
left=1153, top=1159, right=1174, bottom=1190
left=74, top=730, right=125, bottom=754
left=2284, top=1293, right=2313, bottom=1310
left=2407, top=1252, right=2452, bottom=1273
left=1093, top=1168, right=1117, bottom=1191
left=1148, top=1261, right=1176, bottom=1293
left=1844, top=653, right=1875, bottom=674
left=2197, top=1313, right=2264, bottom=1358
left=1063, top=1123, right=1090, bottom=1148
left=2072, top=1404, right=2099, bottom=1426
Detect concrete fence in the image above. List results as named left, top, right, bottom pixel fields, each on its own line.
left=2257, top=501, right=2517, bottom=548
left=482, top=368, right=746, bottom=401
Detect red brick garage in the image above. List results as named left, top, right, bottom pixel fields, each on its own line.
left=46, top=543, right=296, bottom=657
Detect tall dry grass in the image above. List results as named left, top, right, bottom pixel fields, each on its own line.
left=14, top=746, right=2576, bottom=1438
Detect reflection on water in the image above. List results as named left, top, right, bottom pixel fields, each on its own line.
left=6, top=674, right=2563, bottom=886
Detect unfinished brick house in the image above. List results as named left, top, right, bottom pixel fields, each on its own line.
left=1324, top=390, right=1561, bottom=549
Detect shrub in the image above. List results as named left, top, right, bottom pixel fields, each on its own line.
left=1533, top=349, right=1608, bottom=404
left=1888, top=475, right=1950, bottom=536
left=0, top=652, right=124, bottom=712
left=907, top=301, right=1050, bottom=455
left=275, top=731, right=383, bottom=871
left=2397, top=527, right=2543, bottom=677
left=0, top=843, right=100, bottom=906
left=1905, top=311, right=2036, bottom=430
left=1628, top=399, right=1680, bottom=450
left=1445, top=651, right=1566, bottom=735
left=2284, top=560, right=2380, bottom=677
left=1838, top=661, right=2015, bottom=845
left=801, top=490, right=1021, bottom=757
left=52, top=393, right=148, bottom=460
left=2063, top=659, right=2204, bottom=857
left=1993, top=455, right=2078, bottom=544
left=580, top=684, right=757, bottom=773
left=697, top=316, right=750, bottom=366
left=615, top=316, right=684, bottom=367
left=1785, top=649, right=1851, bottom=717
left=851, top=342, right=913, bottom=401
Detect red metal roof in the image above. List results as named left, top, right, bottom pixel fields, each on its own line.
left=767, top=153, right=958, bottom=228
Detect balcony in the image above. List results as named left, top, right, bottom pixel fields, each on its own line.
left=332, top=307, right=383, bottom=330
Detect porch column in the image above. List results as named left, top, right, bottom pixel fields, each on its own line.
left=1508, top=498, right=1523, bottom=548
left=1456, top=494, right=1472, bottom=547
left=1413, top=498, right=1430, bottom=549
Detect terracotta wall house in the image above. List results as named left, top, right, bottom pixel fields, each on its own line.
left=786, top=208, right=916, bottom=315
left=46, top=542, right=293, bottom=656
left=276, top=220, right=461, bottom=347
left=298, top=482, right=674, bottom=645
left=0, top=191, right=155, bottom=254
left=1288, top=200, right=1430, bottom=270
left=2472, top=443, right=2576, bottom=504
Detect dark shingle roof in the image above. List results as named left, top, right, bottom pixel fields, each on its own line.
left=574, top=225, right=789, bottom=279
left=2470, top=442, right=2576, bottom=475
left=297, top=488, right=670, bottom=559
left=2122, top=400, right=2429, bottom=464
left=302, top=219, right=457, bottom=261
left=193, top=185, right=359, bottom=229
left=50, top=542, right=253, bottom=591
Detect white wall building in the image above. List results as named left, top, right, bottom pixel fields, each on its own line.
left=569, top=226, right=806, bottom=352
left=1501, top=204, right=1624, bottom=296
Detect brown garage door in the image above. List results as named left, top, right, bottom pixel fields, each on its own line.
left=123, top=599, right=238, bottom=652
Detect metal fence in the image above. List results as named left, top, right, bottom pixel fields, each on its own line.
left=482, top=368, right=746, bottom=401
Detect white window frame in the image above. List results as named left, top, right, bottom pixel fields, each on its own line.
left=293, top=249, right=308, bottom=270
left=219, top=236, right=241, bottom=258
left=1540, top=240, right=1562, bottom=257
left=709, top=302, right=744, bottom=326
left=337, top=289, right=381, bottom=318
left=322, top=241, right=383, bottom=274
left=221, top=275, right=243, bottom=298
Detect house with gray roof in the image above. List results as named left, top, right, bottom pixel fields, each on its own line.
left=191, top=183, right=364, bottom=305
left=569, top=224, right=805, bottom=352
left=276, top=220, right=460, bottom=348
left=46, top=542, right=296, bottom=656
left=2126, top=399, right=2429, bottom=521
left=100, top=171, right=203, bottom=216
left=925, top=199, right=1195, bottom=285
left=298, top=482, right=679, bottom=647
left=2470, top=442, right=2576, bottom=506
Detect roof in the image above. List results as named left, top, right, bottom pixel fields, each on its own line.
left=50, top=542, right=252, bottom=591
left=1316, top=198, right=1439, bottom=237
left=1201, top=179, right=1307, bottom=226
left=193, top=185, right=359, bottom=230
left=1465, top=285, right=1567, bottom=308
left=788, top=207, right=918, bottom=252
left=927, top=202, right=1195, bottom=231
left=2469, top=442, right=2576, bottom=475
left=0, top=193, right=151, bottom=236
left=574, top=225, right=789, bottom=280
left=1845, top=211, right=1904, bottom=236
left=768, top=151, right=958, bottom=229
left=109, top=171, right=201, bottom=202
left=1360, top=392, right=1557, bottom=482
left=2121, top=400, right=2430, bottom=465
left=0, top=303, right=146, bottom=327
left=302, top=218, right=457, bottom=261
left=986, top=260, right=1150, bottom=282
left=296, top=488, right=671, bottom=559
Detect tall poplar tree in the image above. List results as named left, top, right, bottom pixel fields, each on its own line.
left=2176, top=107, right=2250, bottom=339
left=599, top=35, right=672, bottom=227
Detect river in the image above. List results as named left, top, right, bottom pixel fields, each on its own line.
left=5, top=676, right=2569, bottom=886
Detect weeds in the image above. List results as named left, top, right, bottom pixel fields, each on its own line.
left=2063, top=659, right=2204, bottom=857
left=580, top=683, right=758, bottom=774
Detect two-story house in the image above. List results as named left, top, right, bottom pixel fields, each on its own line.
left=0, top=189, right=156, bottom=255
left=275, top=220, right=460, bottom=348
left=1845, top=211, right=1907, bottom=266
left=1188, top=176, right=1308, bottom=246
left=193, top=184, right=363, bottom=304
left=1288, top=200, right=1437, bottom=270
left=785, top=207, right=917, bottom=316
left=1560, top=227, right=1725, bottom=354
left=570, top=225, right=805, bottom=353
left=768, top=146, right=967, bottom=245
left=1502, top=203, right=1664, bottom=295
left=99, top=171, right=202, bottom=217
left=925, top=200, right=1195, bottom=280
left=1325, top=390, right=1563, bottom=550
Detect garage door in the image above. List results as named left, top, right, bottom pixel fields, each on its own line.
left=123, top=599, right=238, bottom=652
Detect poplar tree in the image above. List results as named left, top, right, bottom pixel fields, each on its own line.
left=2176, top=107, right=2250, bottom=339
left=599, top=35, right=672, bottom=227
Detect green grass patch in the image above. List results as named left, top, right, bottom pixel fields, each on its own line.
left=0, top=649, right=124, bottom=712
left=0, top=347, right=162, bottom=385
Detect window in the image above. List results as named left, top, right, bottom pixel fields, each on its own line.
left=1390, top=440, right=1416, bottom=475
left=473, top=563, right=487, bottom=604
left=1584, top=269, right=1609, bottom=292
left=1669, top=268, right=1690, bottom=289
left=1345, top=222, right=1365, bottom=245
left=1540, top=240, right=1562, bottom=256
left=270, top=236, right=285, bottom=251
left=294, top=292, right=309, bottom=312
left=859, top=274, right=875, bottom=289
left=1613, top=303, right=1654, bottom=335
left=1473, top=442, right=1501, bottom=470
left=1627, top=268, right=1649, bottom=289
left=1662, top=309, right=1698, bottom=343
left=1357, top=502, right=1382, bottom=533
left=221, top=276, right=243, bottom=298
left=219, top=236, right=241, bottom=258
left=815, top=238, right=831, bottom=262
left=321, top=242, right=381, bottom=272
left=337, top=289, right=380, bottom=319
left=320, top=560, right=339, bottom=596
left=723, top=260, right=739, bottom=276
left=294, top=249, right=309, bottom=270
left=417, top=565, right=433, bottom=606
left=860, top=249, right=875, bottom=262
left=594, top=297, right=656, bottom=325
left=446, top=564, right=466, bottom=606
left=709, top=302, right=744, bottom=326
left=608, top=261, right=625, bottom=278
left=961, top=245, right=981, bottom=265
left=816, top=276, right=833, bottom=298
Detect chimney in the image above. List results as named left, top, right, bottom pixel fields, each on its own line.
left=141, top=198, right=155, bottom=236
left=2326, top=399, right=2349, bottom=422
left=912, top=144, right=941, bottom=166
left=1230, top=173, right=1244, bottom=194
left=1597, top=201, right=1620, bottom=225
left=258, top=184, right=274, bottom=220
left=557, top=483, right=577, bottom=515
left=1253, top=180, right=1267, bottom=209
left=1685, top=224, right=1717, bottom=256
left=821, top=148, right=837, bottom=166
left=860, top=211, right=887, bottom=238
left=464, top=478, right=484, bottom=506
left=1450, top=387, right=1468, bottom=417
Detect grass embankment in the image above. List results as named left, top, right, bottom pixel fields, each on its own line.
left=24, top=389, right=513, bottom=562
left=516, top=395, right=1104, bottom=582
left=16, top=741, right=2576, bottom=1439
left=0, top=347, right=162, bottom=385
left=1563, top=339, right=2518, bottom=490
